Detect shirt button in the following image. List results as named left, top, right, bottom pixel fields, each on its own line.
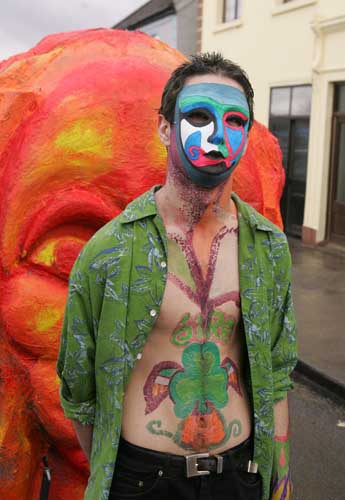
left=160, top=261, right=167, bottom=269
left=137, top=353, right=142, bottom=360
left=150, top=309, right=157, bottom=317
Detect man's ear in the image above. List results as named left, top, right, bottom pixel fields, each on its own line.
left=158, top=114, right=171, bottom=147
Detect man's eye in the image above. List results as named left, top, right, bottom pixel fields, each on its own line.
left=226, top=115, right=245, bottom=127
left=186, top=110, right=212, bottom=126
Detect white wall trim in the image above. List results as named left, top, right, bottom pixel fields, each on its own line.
left=268, top=77, right=312, bottom=87
left=271, top=0, right=317, bottom=17
left=317, top=66, right=345, bottom=75
left=311, top=15, right=345, bottom=74
left=311, top=14, right=345, bottom=34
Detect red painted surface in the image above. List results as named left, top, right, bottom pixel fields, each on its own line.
left=0, top=29, right=284, bottom=499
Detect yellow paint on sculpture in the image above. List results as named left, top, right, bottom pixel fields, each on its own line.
left=54, top=118, right=113, bottom=158
left=33, top=240, right=56, bottom=266
left=34, top=307, right=61, bottom=333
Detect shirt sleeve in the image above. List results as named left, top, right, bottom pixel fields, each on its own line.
left=270, top=236, right=298, bottom=403
left=56, top=249, right=96, bottom=424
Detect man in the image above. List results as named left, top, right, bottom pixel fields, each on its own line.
left=57, top=53, right=297, bottom=500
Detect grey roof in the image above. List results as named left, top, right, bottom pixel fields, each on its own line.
left=113, top=0, right=175, bottom=30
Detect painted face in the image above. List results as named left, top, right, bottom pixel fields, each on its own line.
left=175, top=83, right=250, bottom=187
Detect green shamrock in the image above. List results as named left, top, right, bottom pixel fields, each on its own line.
left=169, top=342, right=228, bottom=418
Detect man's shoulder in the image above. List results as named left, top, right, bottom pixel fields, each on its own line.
left=233, top=193, right=291, bottom=273
left=75, top=186, right=159, bottom=270
left=233, top=192, right=287, bottom=241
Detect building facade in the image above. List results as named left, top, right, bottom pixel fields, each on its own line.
left=114, top=0, right=199, bottom=56
left=201, top=0, right=345, bottom=244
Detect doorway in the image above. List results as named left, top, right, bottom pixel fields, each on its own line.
left=328, top=83, right=345, bottom=243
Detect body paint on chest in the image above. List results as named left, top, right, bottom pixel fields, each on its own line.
left=143, top=221, right=244, bottom=451
left=174, top=83, right=250, bottom=188
left=167, top=224, right=240, bottom=329
left=144, top=340, right=243, bottom=450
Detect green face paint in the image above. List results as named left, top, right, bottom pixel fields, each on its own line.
left=175, top=83, right=250, bottom=188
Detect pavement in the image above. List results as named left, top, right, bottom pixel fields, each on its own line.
left=289, top=373, right=345, bottom=500
left=289, top=238, right=345, bottom=399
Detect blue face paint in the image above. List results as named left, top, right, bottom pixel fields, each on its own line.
left=174, top=83, right=250, bottom=188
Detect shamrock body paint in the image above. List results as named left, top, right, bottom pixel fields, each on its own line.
left=170, top=342, right=229, bottom=417
left=174, top=83, right=250, bottom=187
left=144, top=339, right=242, bottom=450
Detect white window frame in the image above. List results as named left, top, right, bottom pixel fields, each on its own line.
left=214, top=0, right=243, bottom=33
left=222, top=0, right=241, bottom=23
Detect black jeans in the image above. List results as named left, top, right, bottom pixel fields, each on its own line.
left=109, top=436, right=262, bottom=500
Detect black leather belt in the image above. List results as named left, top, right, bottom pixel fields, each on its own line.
left=118, top=436, right=259, bottom=479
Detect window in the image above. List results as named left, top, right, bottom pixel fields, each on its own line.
left=269, top=85, right=312, bottom=237
left=223, top=0, right=242, bottom=23
left=335, top=83, right=345, bottom=113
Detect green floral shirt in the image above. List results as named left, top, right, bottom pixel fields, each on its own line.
left=57, top=186, right=297, bottom=500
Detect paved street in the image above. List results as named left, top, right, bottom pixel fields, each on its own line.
left=289, top=238, right=345, bottom=386
left=289, top=374, right=345, bottom=500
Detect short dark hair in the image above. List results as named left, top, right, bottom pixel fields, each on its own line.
left=159, top=52, right=254, bottom=129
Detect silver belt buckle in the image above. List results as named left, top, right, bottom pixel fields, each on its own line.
left=185, top=453, right=224, bottom=478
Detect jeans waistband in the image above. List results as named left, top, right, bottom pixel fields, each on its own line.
left=117, top=436, right=254, bottom=477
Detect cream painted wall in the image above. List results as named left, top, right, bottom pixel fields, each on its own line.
left=201, top=0, right=345, bottom=242
left=202, top=0, right=317, bottom=124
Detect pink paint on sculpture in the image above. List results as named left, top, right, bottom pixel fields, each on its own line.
left=0, top=28, right=285, bottom=499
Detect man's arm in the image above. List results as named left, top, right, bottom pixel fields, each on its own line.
left=57, top=248, right=96, bottom=430
left=72, top=421, right=94, bottom=462
left=269, top=234, right=297, bottom=499
left=271, top=397, right=292, bottom=499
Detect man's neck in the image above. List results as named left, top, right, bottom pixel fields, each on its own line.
left=156, top=168, right=236, bottom=231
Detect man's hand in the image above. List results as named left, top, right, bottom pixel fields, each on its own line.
left=271, top=397, right=292, bottom=499
left=72, top=421, right=93, bottom=462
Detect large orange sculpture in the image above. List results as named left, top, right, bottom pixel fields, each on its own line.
left=0, top=29, right=284, bottom=499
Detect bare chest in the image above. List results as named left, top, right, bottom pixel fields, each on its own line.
left=154, top=220, right=241, bottom=347
left=121, top=217, right=253, bottom=454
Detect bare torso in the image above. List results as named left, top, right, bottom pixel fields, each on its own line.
left=122, top=206, right=252, bottom=455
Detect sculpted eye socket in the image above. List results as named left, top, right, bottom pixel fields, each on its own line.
left=226, top=115, right=246, bottom=128
left=28, top=236, right=86, bottom=281
left=26, top=226, right=95, bottom=281
left=185, top=109, right=212, bottom=127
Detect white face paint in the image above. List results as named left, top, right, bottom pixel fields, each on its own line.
left=174, top=83, right=250, bottom=188
left=180, top=119, right=218, bottom=154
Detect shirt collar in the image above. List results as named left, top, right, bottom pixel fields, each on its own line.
left=232, top=192, right=274, bottom=232
left=120, top=185, right=274, bottom=233
left=119, top=185, right=161, bottom=224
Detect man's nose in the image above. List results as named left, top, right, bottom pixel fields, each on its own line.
left=209, top=119, right=225, bottom=145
